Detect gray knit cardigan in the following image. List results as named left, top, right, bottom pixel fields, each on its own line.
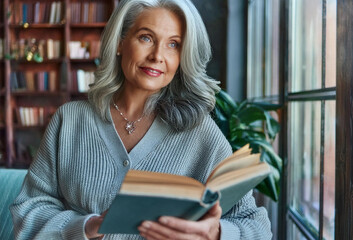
left=11, top=101, right=272, bottom=240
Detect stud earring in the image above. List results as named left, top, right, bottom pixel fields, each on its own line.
left=117, top=52, right=121, bottom=56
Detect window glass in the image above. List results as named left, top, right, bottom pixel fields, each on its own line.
left=289, top=0, right=322, bottom=92
left=323, top=100, right=335, bottom=240
left=325, top=0, right=336, bottom=88
left=288, top=221, right=307, bottom=240
left=264, top=0, right=280, bottom=97
left=248, top=0, right=280, bottom=99
left=247, top=0, right=264, bottom=98
left=288, top=101, right=321, bottom=232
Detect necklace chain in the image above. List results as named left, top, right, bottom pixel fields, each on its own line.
left=113, top=103, right=144, bottom=134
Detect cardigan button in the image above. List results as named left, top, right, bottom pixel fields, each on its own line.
left=123, top=159, right=130, bottom=167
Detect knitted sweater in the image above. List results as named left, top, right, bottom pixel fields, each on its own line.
left=11, top=101, right=272, bottom=240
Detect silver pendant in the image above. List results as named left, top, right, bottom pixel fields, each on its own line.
left=125, top=121, right=136, bottom=134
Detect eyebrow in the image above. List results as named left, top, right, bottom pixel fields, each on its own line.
left=135, top=27, right=182, bottom=39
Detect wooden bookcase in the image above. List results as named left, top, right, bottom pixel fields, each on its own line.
left=0, top=0, right=5, bottom=166
left=1, top=0, right=118, bottom=168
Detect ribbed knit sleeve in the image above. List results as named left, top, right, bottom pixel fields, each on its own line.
left=219, top=191, right=272, bottom=239
left=10, top=105, right=96, bottom=239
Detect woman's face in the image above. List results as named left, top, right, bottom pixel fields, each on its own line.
left=119, top=8, right=184, bottom=95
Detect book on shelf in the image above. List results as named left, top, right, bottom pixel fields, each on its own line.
left=69, top=41, right=100, bottom=59
left=71, top=69, right=95, bottom=93
left=55, top=2, right=63, bottom=24
left=99, top=145, right=272, bottom=234
left=11, top=71, right=58, bottom=92
left=9, top=1, right=63, bottom=24
left=10, top=39, right=61, bottom=60
left=15, top=106, right=56, bottom=127
left=17, top=107, right=44, bottom=126
left=71, top=2, right=108, bottom=24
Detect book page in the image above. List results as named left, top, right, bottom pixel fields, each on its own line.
left=120, top=182, right=204, bottom=200
left=207, top=153, right=260, bottom=183
left=206, top=163, right=271, bottom=191
left=125, top=170, right=203, bottom=187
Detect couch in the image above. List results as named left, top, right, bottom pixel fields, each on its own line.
left=0, top=169, right=27, bottom=240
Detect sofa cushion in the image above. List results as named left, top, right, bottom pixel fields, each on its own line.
left=0, top=169, right=27, bottom=240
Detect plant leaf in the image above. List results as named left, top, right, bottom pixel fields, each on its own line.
left=255, top=174, right=278, bottom=201
left=230, top=129, right=266, bottom=142
left=252, top=102, right=282, bottom=111
left=212, top=91, right=283, bottom=201
left=212, top=106, right=229, bottom=136
left=216, top=90, right=237, bottom=110
left=250, top=140, right=282, bottom=171
left=215, top=90, right=238, bottom=117
left=263, top=111, right=280, bottom=139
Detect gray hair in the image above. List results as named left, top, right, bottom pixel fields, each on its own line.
left=88, top=0, right=220, bottom=131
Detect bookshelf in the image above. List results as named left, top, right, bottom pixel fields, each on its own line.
left=1, top=0, right=118, bottom=167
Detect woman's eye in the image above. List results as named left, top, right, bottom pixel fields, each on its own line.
left=140, top=35, right=151, bottom=42
left=169, top=42, right=179, bottom=49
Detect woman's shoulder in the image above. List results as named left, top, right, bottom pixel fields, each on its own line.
left=183, top=114, right=231, bottom=149
left=59, top=100, right=92, bottom=111
left=57, top=100, right=94, bottom=116
left=51, top=100, right=98, bottom=125
left=194, top=114, right=225, bottom=136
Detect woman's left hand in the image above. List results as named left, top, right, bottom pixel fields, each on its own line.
left=137, top=202, right=222, bottom=240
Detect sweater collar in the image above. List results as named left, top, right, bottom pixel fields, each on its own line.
left=95, top=107, right=171, bottom=169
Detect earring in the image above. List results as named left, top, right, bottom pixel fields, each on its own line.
left=117, top=52, right=121, bottom=56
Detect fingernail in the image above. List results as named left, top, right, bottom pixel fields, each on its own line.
left=142, top=221, right=151, bottom=228
left=138, top=226, right=147, bottom=233
left=159, top=217, right=168, bottom=224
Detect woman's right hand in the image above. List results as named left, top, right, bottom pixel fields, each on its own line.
left=85, top=211, right=107, bottom=239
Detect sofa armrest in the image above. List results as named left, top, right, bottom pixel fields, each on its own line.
left=0, top=169, right=27, bottom=240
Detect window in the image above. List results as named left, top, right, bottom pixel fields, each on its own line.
left=247, top=0, right=280, bottom=101
left=287, top=0, right=336, bottom=238
left=247, top=0, right=338, bottom=239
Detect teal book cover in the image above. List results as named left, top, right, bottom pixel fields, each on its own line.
left=99, top=189, right=219, bottom=234
left=98, top=145, right=271, bottom=234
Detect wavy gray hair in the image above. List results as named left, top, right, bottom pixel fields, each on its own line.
left=88, top=0, right=220, bottom=131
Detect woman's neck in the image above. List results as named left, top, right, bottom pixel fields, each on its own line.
left=114, top=88, right=151, bottom=120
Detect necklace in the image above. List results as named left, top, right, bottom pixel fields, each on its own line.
left=113, top=103, right=144, bottom=134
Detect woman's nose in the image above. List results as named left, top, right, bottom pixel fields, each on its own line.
left=148, top=44, right=164, bottom=63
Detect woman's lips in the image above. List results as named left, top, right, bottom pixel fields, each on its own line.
left=140, top=67, right=163, bottom=77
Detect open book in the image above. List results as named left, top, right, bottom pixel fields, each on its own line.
left=99, top=144, right=271, bottom=234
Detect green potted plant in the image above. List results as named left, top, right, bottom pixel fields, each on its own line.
left=212, top=90, right=282, bottom=201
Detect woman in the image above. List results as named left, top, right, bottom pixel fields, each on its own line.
left=11, top=0, right=272, bottom=239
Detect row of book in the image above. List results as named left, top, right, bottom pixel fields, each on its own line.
left=11, top=39, right=62, bottom=60
left=16, top=107, right=45, bottom=126
left=9, top=2, right=64, bottom=24
left=15, top=106, right=57, bottom=128
left=69, top=41, right=100, bottom=59
left=70, top=2, right=109, bottom=24
left=71, top=69, right=95, bottom=93
left=11, top=71, right=58, bottom=92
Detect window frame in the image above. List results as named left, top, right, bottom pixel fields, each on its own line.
left=335, top=0, right=353, bottom=239
left=246, top=0, right=352, bottom=239
left=277, top=0, right=351, bottom=239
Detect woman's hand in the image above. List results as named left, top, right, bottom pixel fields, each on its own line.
left=138, top=202, right=222, bottom=240
left=85, top=211, right=107, bottom=240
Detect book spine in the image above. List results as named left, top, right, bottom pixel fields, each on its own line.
left=22, top=4, right=27, bottom=24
